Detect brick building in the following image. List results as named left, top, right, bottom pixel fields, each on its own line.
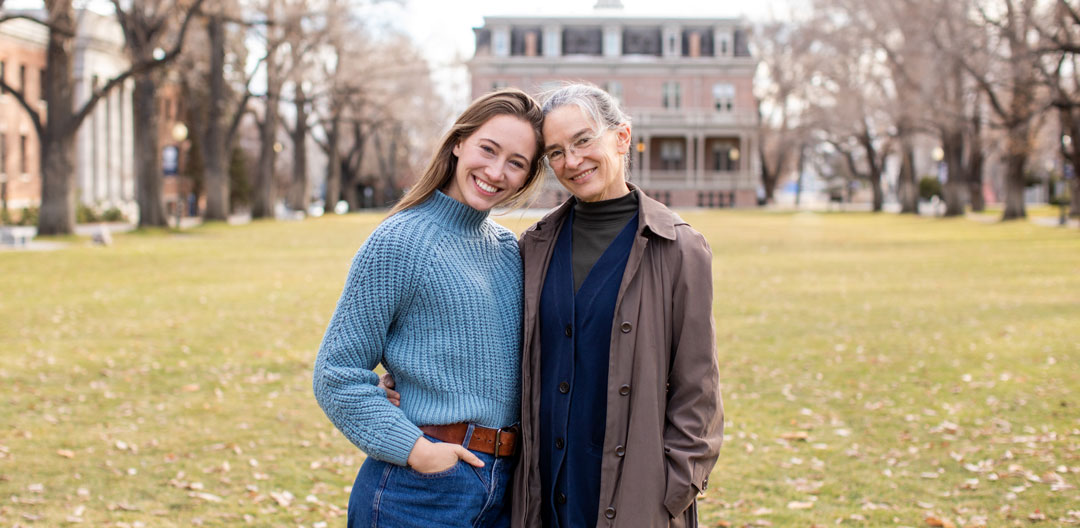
left=0, top=9, right=190, bottom=224
left=467, top=1, right=759, bottom=208
left=0, top=18, right=47, bottom=216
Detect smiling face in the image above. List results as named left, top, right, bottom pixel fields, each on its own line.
left=444, top=114, right=537, bottom=211
left=542, top=105, right=632, bottom=203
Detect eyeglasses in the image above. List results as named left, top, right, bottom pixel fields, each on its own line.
left=543, top=132, right=604, bottom=166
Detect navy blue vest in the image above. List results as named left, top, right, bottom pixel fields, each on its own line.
left=538, top=210, right=638, bottom=528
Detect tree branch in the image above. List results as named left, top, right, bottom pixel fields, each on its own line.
left=0, top=78, right=42, bottom=139
left=73, top=0, right=206, bottom=129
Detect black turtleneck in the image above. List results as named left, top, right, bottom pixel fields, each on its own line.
left=571, top=189, right=639, bottom=292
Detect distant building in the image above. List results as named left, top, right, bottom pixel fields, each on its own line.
left=71, top=9, right=137, bottom=220
left=468, top=4, right=759, bottom=207
left=0, top=10, right=193, bottom=223
left=0, top=18, right=47, bottom=215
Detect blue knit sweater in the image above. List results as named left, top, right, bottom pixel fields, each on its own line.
left=313, top=190, right=523, bottom=466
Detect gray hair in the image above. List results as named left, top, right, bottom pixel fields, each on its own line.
left=541, top=83, right=631, bottom=132
left=540, top=82, right=633, bottom=171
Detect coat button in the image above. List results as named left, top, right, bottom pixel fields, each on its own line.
left=702, top=477, right=709, bottom=491
left=564, top=325, right=573, bottom=338
left=555, top=437, right=564, bottom=449
left=558, top=382, right=570, bottom=394
left=615, top=445, right=625, bottom=457
left=618, top=384, right=630, bottom=396
left=620, top=321, right=632, bottom=333
left=605, top=507, right=616, bottom=519
left=557, top=492, right=567, bottom=504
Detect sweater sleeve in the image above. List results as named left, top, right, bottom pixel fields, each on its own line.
left=312, top=224, right=426, bottom=466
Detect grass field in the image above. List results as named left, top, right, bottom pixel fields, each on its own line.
left=1, top=211, right=1078, bottom=527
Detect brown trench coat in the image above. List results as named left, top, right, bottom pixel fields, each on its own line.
left=511, top=187, right=724, bottom=528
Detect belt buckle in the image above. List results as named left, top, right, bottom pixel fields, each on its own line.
left=493, top=428, right=504, bottom=458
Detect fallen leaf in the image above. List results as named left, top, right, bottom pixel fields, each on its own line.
left=925, top=516, right=956, bottom=528
left=780, top=431, right=809, bottom=441
left=57, top=449, right=75, bottom=459
left=787, top=501, right=814, bottom=509
left=189, top=491, right=222, bottom=502
left=181, top=384, right=200, bottom=392
left=269, top=490, right=294, bottom=507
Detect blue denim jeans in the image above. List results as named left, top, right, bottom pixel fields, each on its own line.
left=347, top=432, right=515, bottom=528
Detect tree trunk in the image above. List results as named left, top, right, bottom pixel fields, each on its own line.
left=1002, top=145, right=1028, bottom=220
left=341, top=157, right=359, bottom=210
left=897, top=126, right=919, bottom=214
left=967, top=92, right=986, bottom=212
left=133, top=75, right=166, bottom=227
left=36, top=0, right=77, bottom=235
left=252, top=64, right=281, bottom=219
left=1070, top=176, right=1080, bottom=218
left=39, top=129, right=77, bottom=234
left=857, top=127, right=883, bottom=212
left=942, top=128, right=965, bottom=217
left=202, top=12, right=228, bottom=221
left=794, top=143, right=805, bottom=207
left=324, top=114, right=341, bottom=208
left=288, top=86, right=308, bottom=211
left=758, top=145, right=782, bottom=206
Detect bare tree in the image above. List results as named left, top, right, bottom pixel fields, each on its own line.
left=0, top=0, right=201, bottom=234
left=800, top=6, right=895, bottom=212
left=943, top=0, right=1051, bottom=220
left=311, top=21, right=447, bottom=212
left=200, top=2, right=257, bottom=221
left=109, top=0, right=207, bottom=228
left=1038, top=0, right=1080, bottom=217
left=753, top=22, right=812, bottom=204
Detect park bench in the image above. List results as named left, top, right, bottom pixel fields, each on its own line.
left=0, top=226, right=37, bottom=247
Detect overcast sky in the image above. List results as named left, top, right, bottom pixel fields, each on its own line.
left=4, top=0, right=794, bottom=108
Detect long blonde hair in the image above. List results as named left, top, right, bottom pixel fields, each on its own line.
left=390, top=88, right=546, bottom=215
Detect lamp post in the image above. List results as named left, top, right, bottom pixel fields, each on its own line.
left=932, top=146, right=944, bottom=177
left=729, top=147, right=740, bottom=201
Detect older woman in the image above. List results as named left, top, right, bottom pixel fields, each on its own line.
left=510, top=83, right=723, bottom=528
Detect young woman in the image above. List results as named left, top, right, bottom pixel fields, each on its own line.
left=313, top=88, right=545, bottom=528
left=511, top=83, right=724, bottom=528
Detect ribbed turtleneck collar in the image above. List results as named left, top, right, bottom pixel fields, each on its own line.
left=573, top=189, right=639, bottom=228
left=415, top=190, right=490, bottom=234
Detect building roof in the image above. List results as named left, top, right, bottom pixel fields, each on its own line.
left=479, top=13, right=744, bottom=25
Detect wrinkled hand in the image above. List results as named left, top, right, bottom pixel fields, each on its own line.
left=407, top=436, right=484, bottom=473
left=378, top=372, right=400, bottom=407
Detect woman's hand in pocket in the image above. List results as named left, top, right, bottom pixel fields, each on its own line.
left=407, top=437, right=484, bottom=473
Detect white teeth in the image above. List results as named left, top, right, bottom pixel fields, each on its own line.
left=475, top=178, right=498, bottom=193
left=571, top=168, right=595, bottom=181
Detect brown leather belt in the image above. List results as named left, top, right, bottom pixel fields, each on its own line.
left=419, top=423, right=519, bottom=458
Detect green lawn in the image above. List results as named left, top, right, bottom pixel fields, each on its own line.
left=1, top=211, right=1077, bottom=526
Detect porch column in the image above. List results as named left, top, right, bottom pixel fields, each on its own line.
left=685, top=133, right=693, bottom=185
left=696, top=134, right=706, bottom=184
left=641, top=134, right=651, bottom=185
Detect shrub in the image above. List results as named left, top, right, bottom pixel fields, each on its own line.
left=919, top=176, right=943, bottom=201
left=76, top=204, right=100, bottom=224
left=101, top=207, right=127, bottom=223
left=17, top=206, right=38, bottom=226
